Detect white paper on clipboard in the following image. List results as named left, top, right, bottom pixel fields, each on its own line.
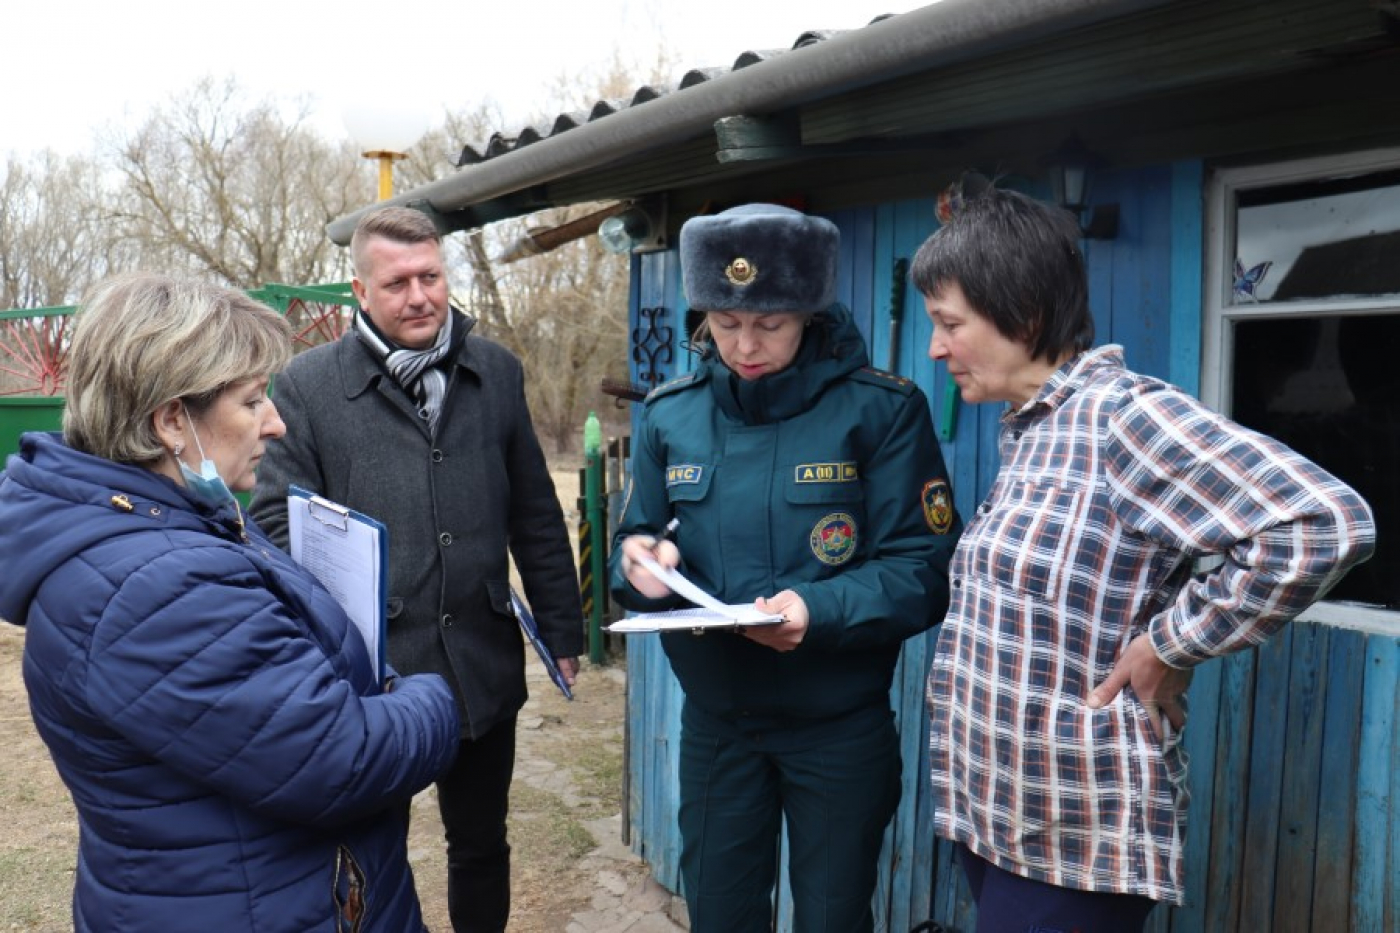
left=286, top=486, right=388, bottom=679
left=605, top=554, right=783, bottom=633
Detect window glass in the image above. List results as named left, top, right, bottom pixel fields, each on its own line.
left=1230, top=313, right=1399, bottom=609
left=1233, top=168, right=1400, bottom=304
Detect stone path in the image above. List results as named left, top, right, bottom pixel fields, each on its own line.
left=566, top=814, right=688, bottom=933
left=518, top=663, right=689, bottom=933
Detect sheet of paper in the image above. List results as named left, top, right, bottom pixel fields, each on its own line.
left=288, top=492, right=385, bottom=677
left=607, top=605, right=784, bottom=633
left=610, top=555, right=783, bottom=632
left=633, top=553, right=733, bottom=614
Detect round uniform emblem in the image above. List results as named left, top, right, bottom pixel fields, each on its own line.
left=810, top=512, right=858, bottom=565
left=725, top=257, right=757, bottom=286
left=923, top=479, right=953, bottom=534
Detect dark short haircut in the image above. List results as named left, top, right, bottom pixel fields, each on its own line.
left=910, top=188, right=1094, bottom=363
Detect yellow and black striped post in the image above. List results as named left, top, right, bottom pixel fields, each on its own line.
left=577, top=466, right=594, bottom=628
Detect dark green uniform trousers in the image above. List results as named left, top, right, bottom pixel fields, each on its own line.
left=678, top=701, right=903, bottom=932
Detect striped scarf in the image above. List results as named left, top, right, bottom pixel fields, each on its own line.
left=353, top=308, right=455, bottom=435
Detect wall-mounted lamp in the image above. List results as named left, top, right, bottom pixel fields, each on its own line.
left=1041, top=134, right=1119, bottom=240
left=597, top=199, right=666, bottom=254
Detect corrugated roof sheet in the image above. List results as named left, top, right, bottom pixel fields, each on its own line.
left=452, top=17, right=893, bottom=168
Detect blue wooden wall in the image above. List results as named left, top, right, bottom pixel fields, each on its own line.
left=620, top=165, right=1398, bottom=931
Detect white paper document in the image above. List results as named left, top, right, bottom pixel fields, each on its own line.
left=286, top=487, right=388, bottom=678
left=606, top=554, right=784, bottom=633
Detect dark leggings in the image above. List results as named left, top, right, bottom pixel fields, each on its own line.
left=958, top=844, right=1157, bottom=933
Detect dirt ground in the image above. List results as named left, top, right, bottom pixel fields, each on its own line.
left=0, top=622, right=639, bottom=931
left=0, top=467, right=658, bottom=931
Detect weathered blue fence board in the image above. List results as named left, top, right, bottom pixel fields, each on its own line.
left=1204, top=649, right=1258, bottom=932
left=1388, top=648, right=1400, bottom=933
left=1276, top=623, right=1329, bottom=931
left=1160, top=160, right=1213, bottom=933
left=832, top=205, right=878, bottom=350
left=886, top=197, right=946, bottom=933
left=1311, top=627, right=1364, bottom=930
left=1164, top=658, right=1223, bottom=933
left=1354, top=635, right=1397, bottom=931
left=1167, top=160, right=1204, bottom=395
left=627, top=634, right=683, bottom=886
left=1239, top=623, right=1294, bottom=929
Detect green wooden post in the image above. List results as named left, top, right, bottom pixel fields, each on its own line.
left=583, top=412, right=606, bottom=664
left=937, top=373, right=960, bottom=442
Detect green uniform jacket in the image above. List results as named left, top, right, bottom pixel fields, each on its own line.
left=610, top=305, right=959, bottom=720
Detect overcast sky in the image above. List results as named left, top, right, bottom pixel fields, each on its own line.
left=3, top=0, right=917, bottom=158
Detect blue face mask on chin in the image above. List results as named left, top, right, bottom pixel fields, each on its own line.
left=180, top=424, right=236, bottom=508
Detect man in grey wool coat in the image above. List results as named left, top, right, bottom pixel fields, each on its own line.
left=250, top=205, right=584, bottom=933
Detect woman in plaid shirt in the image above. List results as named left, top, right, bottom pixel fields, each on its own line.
left=912, top=188, right=1375, bottom=932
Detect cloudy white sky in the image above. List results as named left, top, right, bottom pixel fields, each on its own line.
left=3, top=0, right=917, bottom=158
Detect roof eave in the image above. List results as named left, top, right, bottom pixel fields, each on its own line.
left=326, top=0, right=1169, bottom=244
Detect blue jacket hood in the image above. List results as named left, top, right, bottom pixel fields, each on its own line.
left=0, top=432, right=243, bottom=626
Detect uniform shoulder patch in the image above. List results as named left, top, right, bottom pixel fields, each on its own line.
left=646, top=371, right=702, bottom=403
left=851, top=366, right=917, bottom=396
left=922, top=478, right=954, bottom=534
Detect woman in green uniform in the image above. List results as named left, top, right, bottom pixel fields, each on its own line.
left=610, top=203, right=960, bottom=933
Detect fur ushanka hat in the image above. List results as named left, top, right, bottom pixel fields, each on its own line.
left=679, top=203, right=839, bottom=314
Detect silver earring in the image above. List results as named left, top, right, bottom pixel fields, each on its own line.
left=173, top=443, right=185, bottom=457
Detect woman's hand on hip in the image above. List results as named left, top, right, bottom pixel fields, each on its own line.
left=1087, top=632, right=1193, bottom=741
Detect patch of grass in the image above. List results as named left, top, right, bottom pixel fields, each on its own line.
left=510, top=783, right=596, bottom=866
left=571, top=739, right=624, bottom=816
left=0, top=847, right=73, bottom=931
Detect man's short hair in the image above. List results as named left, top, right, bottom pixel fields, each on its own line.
left=910, top=187, right=1094, bottom=363
left=63, top=272, right=291, bottom=465
left=350, top=206, right=442, bottom=277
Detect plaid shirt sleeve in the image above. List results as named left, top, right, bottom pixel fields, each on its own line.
left=1103, top=386, right=1377, bottom=668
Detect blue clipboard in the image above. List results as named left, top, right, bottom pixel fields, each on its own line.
left=509, top=586, right=574, bottom=700
left=287, top=485, right=389, bottom=681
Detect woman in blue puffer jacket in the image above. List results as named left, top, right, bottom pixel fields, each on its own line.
left=0, top=273, right=460, bottom=932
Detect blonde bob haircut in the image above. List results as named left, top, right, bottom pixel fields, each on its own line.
left=63, top=272, right=292, bottom=465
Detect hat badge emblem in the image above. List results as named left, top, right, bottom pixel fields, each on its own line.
left=725, top=257, right=757, bottom=286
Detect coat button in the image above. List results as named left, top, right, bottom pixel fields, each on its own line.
left=431, top=449, right=444, bottom=463
left=442, top=614, right=454, bottom=627
left=439, top=532, right=453, bottom=546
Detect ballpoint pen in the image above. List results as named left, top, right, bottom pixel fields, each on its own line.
left=659, top=517, right=680, bottom=544
left=622, top=518, right=679, bottom=580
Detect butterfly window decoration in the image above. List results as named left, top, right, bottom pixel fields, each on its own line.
left=1233, top=258, right=1273, bottom=303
